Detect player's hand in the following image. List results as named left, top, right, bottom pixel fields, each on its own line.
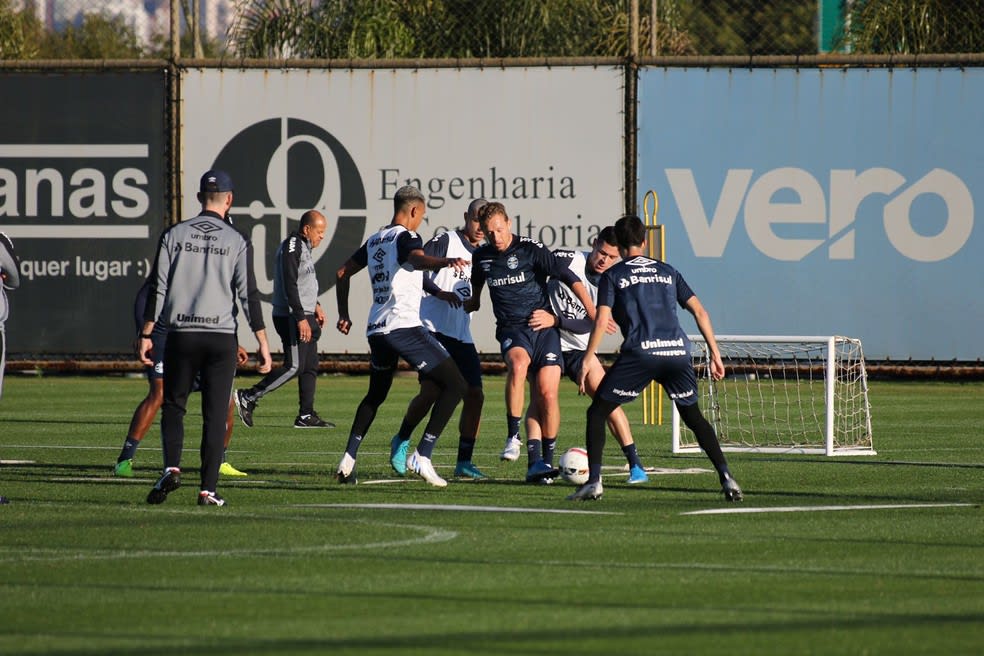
left=336, top=316, right=352, bottom=335
left=138, top=337, right=154, bottom=367
left=298, top=317, right=312, bottom=343
left=710, top=352, right=725, bottom=381
left=605, top=318, right=618, bottom=335
left=315, top=304, right=326, bottom=327
left=578, top=353, right=598, bottom=395
left=236, top=346, right=249, bottom=366
left=256, top=347, right=273, bottom=374
left=437, top=290, right=462, bottom=308
left=446, top=257, right=468, bottom=272
left=528, top=309, right=557, bottom=332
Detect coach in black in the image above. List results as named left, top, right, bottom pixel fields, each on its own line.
left=139, top=169, right=272, bottom=507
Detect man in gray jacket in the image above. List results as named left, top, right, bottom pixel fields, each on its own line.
left=0, top=231, right=18, bottom=404
left=139, top=169, right=272, bottom=507
left=235, top=210, right=333, bottom=429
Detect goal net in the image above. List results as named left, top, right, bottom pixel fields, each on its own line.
left=671, top=336, right=875, bottom=456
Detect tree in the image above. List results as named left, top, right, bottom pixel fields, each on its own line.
left=0, top=0, right=43, bottom=59
left=839, top=0, right=984, bottom=54
left=40, top=13, right=144, bottom=59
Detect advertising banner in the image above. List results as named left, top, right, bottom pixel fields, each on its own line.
left=0, top=71, right=166, bottom=354
left=181, top=67, right=624, bottom=353
left=638, top=67, right=983, bottom=359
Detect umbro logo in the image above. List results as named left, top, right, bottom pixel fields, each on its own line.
left=190, top=221, right=222, bottom=234
left=373, top=248, right=385, bottom=263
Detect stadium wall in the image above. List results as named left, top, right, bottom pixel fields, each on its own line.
left=0, top=58, right=981, bottom=370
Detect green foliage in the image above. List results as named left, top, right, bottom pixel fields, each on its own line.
left=38, top=12, right=145, bottom=59
left=840, top=0, right=984, bottom=54
left=0, top=0, right=43, bottom=59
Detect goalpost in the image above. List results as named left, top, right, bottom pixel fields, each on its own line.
left=671, top=335, right=875, bottom=456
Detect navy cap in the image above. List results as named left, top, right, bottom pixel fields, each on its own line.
left=199, top=169, right=234, bottom=193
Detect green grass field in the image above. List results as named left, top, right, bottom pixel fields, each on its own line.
left=1, top=374, right=982, bottom=655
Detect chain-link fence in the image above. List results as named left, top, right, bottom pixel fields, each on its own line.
left=3, top=0, right=984, bottom=61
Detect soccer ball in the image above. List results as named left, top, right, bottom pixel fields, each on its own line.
left=559, top=447, right=589, bottom=485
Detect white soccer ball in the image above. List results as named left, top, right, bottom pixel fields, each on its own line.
left=559, top=447, right=589, bottom=485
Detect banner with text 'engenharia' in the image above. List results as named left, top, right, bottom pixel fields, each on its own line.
left=0, top=71, right=166, bottom=355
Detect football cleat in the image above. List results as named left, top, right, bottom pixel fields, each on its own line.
left=389, top=435, right=410, bottom=476
left=627, top=464, right=649, bottom=485
left=453, top=461, right=487, bottom=479
left=114, top=458, right=134, bottom=478
left=335, top=453, right=358, bottom=485
left=567, top=480, right=604, bottom=501
left=219, top=462, right=248, bottom=477
left=294, top=413, right=336, bottom=428
left=197, top=491, right=226, bottom=506
left=234, top=390, right=256, bottom=428
left=525, top=459, right=560, bottom=483
left=722, top=474, right=743, bottom=502
left=500, top=436, right=522, bottom=462
left=407, top=450, right=447, bottom=488
left=146, top=468, right=181, bottom=504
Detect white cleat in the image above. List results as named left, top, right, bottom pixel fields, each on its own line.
left=500, top=436, right=522, bottom=462
left=335, top=453, right=357, bottom=484
left=567, top=480, right=604, bottom=501
left=407, top=450, right=448, bottom=488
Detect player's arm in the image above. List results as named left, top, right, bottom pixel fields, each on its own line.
left=139, top=231, right=171, bottom=366
left=684, top=294, right=724, bottom=381
left=463, top=261, right=485, bottom=313
left=281, top=235, right=311, bottom=343
left=233, top=236, right=271, bottom=373
left=335, top=244, right=367, bottom=335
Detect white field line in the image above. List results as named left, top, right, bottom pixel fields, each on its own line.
left=681, top=503, right=976, bottom=516
left=300, top=503, right=621, bottom=515
left=0, top=515, right=457, bottom=562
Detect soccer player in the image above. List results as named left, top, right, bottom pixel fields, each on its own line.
left=568, top=215, right=742, bottom=502
left=235, top=210, right=334, bottom=429
left=388, top=198, right=488, bottom=479
left=525, top=227, right=650, bottom=484
left=334, top=185, right=467, bottom=487
left=114, top=273, right=249, bottom=478
left=0, top=231, right=18, bottom=506
left=466, top=201, right=596, bottom=483
left=139, top=169, right=272, bottom=507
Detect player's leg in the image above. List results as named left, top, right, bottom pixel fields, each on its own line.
left=293, top=323, right=333, bottom=428
left=235, top=315, right=298, bottom=427
left=196, top=333, right=238, bottom=504
left=447, top=337, right=485, bottom=478
left=661, top=356, right=742, bottom=501
left=578, top=354, right=647, bottom=483
left=500, top=344, right=531, bottom=461
left=336, top=336, right=397, bottom=483
left=148, top=332, right=199, bottom=504
left=218, top=391, right=248, bottom=477
left=525, top=364, right=562, bottom=482
left=115, top=377, right=164, bottom=477
left=389, top=377, right=438, bottom=476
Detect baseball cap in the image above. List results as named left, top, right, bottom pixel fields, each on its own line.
left=199, top=169, right=234, bottom=193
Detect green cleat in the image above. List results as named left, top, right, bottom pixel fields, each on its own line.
left=219, top=462, right=248, bottom=477
left=453, top=461, right=487, bottom=479
left=114, top=459, right=134, bottom=478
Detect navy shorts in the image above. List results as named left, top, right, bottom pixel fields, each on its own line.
left=369, top=326, right=450, bottom=375
left=496, top=325, right=563, bottom=373
left=562, top=350, right=586, bottom=384
left=427, top=332, right=482, bottom=388
left=145, top=328, right=168, bottom=381
left=596, top=349, right=698, bottom=407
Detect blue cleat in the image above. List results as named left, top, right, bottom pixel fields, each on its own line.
left=390, top=435, right=410, bottom=476
left=628, top=464, right=649, bottom=484
left=525, top=459, right=559, bottom=483
left=453, top=461, right=487, bottom=479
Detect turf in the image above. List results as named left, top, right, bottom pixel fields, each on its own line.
left=0, top=375, right=981, bottom=655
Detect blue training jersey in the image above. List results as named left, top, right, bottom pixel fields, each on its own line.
left=472, top=235, right=572, bottom=329
left=597, top=255, right=695, bottom=354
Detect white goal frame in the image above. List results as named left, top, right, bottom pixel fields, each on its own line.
left=671, top=335, right=875, bottom=456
